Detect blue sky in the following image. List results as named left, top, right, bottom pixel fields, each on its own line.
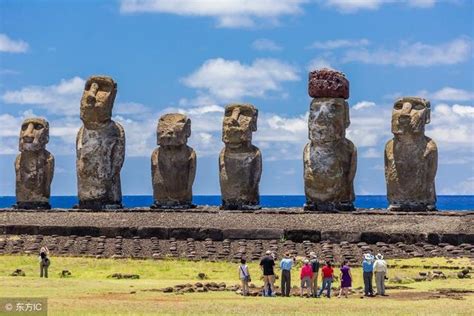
left=0, top=0, right=473, bottom=196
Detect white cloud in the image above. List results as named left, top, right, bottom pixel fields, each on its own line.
left=323, top=0, right=437, bottom=13
left=323, top=0, right=387, bottom=12
left=353, top=101, right=376, bottom=110
left=408, top=0, right=436, bottom=8
left=115, top=102, right=152, bottom=115
left=417, top=87, right=474, bottom=102
left=0, top=110, right=81, bottom=155
left=346, top=101, right=392, bottom=148
left=120, top=0, right=308, bottom=28
left=308, top=39, right=370, bottom=50
left=440, top=177, right=474, bottom=195
left=343, top=37, right=472, bottom=66
left=428, top=103, right=474, bottom=150
left=252, top=39, right=282, bottom=51
left=0, top=33, right=29, bottom=53
left=361, top=147, right=382, bottom=158
left=306, top=58, right=333, bottom=71
left=181, top=58, right=299, bottom=102
left=1, top=77, right=85, bottom=116
left=0, top=69, right=20, bottom=75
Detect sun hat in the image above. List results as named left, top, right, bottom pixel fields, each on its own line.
left=303, top=259, right=309, bottom=264
left=265, top=250, right=272, bottom=255
left=376, top=253, right=383, bottom=260
left=309, top=251, right=316, bottom=258
left=364, top=253, right=372, bottom=260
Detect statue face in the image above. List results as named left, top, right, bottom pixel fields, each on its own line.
left=19, top=118, right=49, bottom=152
left=80, top=76, right=117, bottom=126
left=222, top=104, right=258, bottom=146
left=309, top=98, right=349, bottom=143
left=391, top=97, right=430, bottom=135
left=157, top=113, right=191, bottom=146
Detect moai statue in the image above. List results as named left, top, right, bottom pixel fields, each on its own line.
left=304, top=69, right=357, bottom=212
left=385, top=97, right=437, bottom=211
left=76, top=76, right=125, bottom=209
left=219, top=104, right=262, bottom=210
left=151, top=113, right=196, bottom=209
left=15, top=118, right=54, bottom=209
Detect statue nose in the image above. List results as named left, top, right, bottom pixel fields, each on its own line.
left=401, top=102, right=412, bottom=115
left=316, top=106, right=329, bottom=122
left=23, top=123, right=35, bottom=137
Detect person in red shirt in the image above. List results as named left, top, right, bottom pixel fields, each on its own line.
left=300, top=259, right=314, bottom=297
left=318, top=261, right=334, bottom=298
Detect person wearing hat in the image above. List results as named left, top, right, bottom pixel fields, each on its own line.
left=309, top=252, right=320, bottom=297
left=260, top=250, right=276, bottom=297
left=38, top=246, right=50, bottom=278
left=300, top=259, right=313, bottom=297
left=362, top=253, right=375, bottom=296
left=279, top=252, right=294, bottom=297
left=373, top=253, right=388, bottom=296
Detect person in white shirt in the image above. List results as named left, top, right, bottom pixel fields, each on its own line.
left=238, top=258, right=251, bottom=296
left=373, top=253, right=388, bottom=296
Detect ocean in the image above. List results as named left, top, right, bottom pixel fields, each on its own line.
left=0, top=195, right=473, bottom=210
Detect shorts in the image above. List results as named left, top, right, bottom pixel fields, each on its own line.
left=301, top=276, right=311, bottom=288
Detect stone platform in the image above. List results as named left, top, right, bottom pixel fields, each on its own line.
left=1, top=207, right=473, bottom=245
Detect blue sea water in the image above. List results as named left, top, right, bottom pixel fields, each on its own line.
left=0, top=195, right=473, bottom=210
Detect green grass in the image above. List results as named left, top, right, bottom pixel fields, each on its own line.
left=0, top=255, right=472, bottom=315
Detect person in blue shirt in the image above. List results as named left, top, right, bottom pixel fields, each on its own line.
left=279, top=253, right=294, bottom=297
left=362, top=253, right=375, bottom=297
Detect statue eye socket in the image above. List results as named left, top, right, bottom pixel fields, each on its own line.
left=394, top=103, right=403, bottom=110
left=34, top=124, right=44, bottom=130
left=21, top=124, right=28, bottom=131
left=413, top=104, right=425, bottom=110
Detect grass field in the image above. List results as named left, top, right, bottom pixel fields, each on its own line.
left=0, top=255, right=472, bottom=315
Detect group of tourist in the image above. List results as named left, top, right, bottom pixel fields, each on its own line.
left=238, top=250, right=388, bottom=298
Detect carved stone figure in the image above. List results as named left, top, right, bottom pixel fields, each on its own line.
left=76, top=76, right=125, bottom=209
left=385, top=97, right=437, bottom=211
left=219, top=104, right=262, bottom=210
left=151, top=113, right=196, bottom=209
left=304, top=69, right=357, bottom=211
left=15, top=118, right=54, bottom=209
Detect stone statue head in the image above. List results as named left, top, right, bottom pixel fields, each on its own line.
left=391, top=97, right=430, bottom=135
left=19, top=117, right=49, bottom=152
left=80, top=76, right=117, bottom=127
left=157, top=113, right=191, bottom=147
left=222, top=104, right=258, bottom=147
left=309, top=98, right=350, bottom=143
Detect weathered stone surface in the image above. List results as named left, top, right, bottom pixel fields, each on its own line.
left=304, top=69, right=357, bottom=212
left=385, top=97, right=437, bottom=211
left=308, top=68, right=349, bottom=99
left=76, top=76, right=125, bottom=209
left=219, top=104, right=262, bottom=210
left=151, top=113, right=196, bottom=209
left=15, top=118, right=54, bottom=209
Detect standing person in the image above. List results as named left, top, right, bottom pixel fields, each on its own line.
left=39, top=247, right=50, bottom=278
left=318, top=261, right=334, bottom=298
left=238, top=258, right=251, bottom=296
left=300, top=259, right=313, bottom=297
left=373, top=253, right=388, bottom=296
left=260, top=250, right=276, bottom=297
left=279, top=253, right=293, bottom=297
left=338, top=260, right=352, bottom=298
left=362, top=253, right=375, bottom=297
left=309, top=252, right=320, bottom=298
